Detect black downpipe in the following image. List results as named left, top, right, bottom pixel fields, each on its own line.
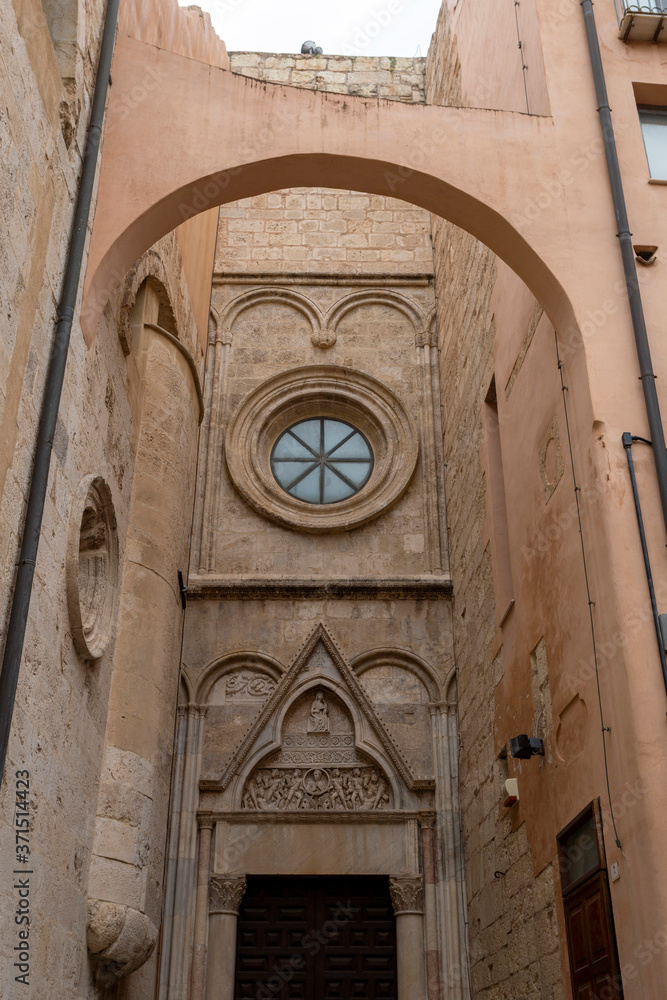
left=581, top=1, right=667, bottom=538
left=622, top=433, right=667, bottom=696
left=0, top=0, right=120, bottom=786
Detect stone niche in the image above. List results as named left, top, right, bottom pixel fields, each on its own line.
left=66, top=474, right=118, bottom=659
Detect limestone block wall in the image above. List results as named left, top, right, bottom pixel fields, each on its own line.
left=215, top=190, right=434, bottom=275
left=198, top=276, right=441, bottom=580
left=230, top=51, right=425, bottom=102
left=218, top=51, right=432, bottom=277
left=425, top=8, right=564, bottom=999
left=0, top=3, right=220, bottom=997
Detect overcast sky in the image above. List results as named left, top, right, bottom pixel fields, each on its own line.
left=183, top=0, right=443, bottom=58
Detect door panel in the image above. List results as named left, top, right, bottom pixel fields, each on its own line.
left=564, top=873, right=623, bottom=999
left=235, top=876, right=397, bottom=1000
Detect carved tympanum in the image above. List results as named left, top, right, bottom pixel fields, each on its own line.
left=389, top=875, right=424, bottom=915
left=209, top=875, right=247, bottom=915
left=242, top=765, right=390, bottom=811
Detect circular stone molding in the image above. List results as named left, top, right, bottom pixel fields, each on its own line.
left=66, top=475, right=119, bottom=659
left=225, top=365, right=418, bottom=532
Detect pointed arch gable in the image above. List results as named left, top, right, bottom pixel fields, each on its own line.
left=207, top=623, right=426, bottom=796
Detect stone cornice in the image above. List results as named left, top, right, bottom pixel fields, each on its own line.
left=200, top=809, right=430, bottom=825
left=213, top=272, right=434, bottom=286
left=188, top=575, right=453, bottom=601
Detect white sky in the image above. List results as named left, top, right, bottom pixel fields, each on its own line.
left=183, top=0, right=443, bottom=58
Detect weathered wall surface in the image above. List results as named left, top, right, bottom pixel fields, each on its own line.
left=426, top=6, right=564, bottom=998
left=217, top=51, right=432, bottom=278
left=0, top=1, right=220, bottom=997
left=230, top=50, right=425, bottom=101
left=215, top=190, right=433, bottom=275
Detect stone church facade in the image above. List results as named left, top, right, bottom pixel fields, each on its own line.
left=2, top=0, right=667, bottom=999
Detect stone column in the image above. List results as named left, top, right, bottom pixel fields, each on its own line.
left=389, top=875, right=427, bottom=1000
left=205, top=875, right=247, bottom=1000
left=86, top=282, right=203, bottom=991
left=196, top=326, right=232, bottom=572
left=190, top=817, right=214, bottom=1000
left=429, top=700, right=470, bottom=1000
left=420, top=815, right=443, bottom=1000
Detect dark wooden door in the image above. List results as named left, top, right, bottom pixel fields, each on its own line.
left=234, top=875, right=397, bottom=999
left=564, top=872, right=623, bottom=999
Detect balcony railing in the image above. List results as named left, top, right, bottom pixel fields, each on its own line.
left=615, top=1, right=667, bottom=40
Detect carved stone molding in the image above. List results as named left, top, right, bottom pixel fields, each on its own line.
left=225, top=671, right=277, bottom=701
left=66, top=475, right=118, bottom=660
left=242, top=765, right=391, bottom=812
left=86, top=900, right=158, bottom=987
left=209, top=875, right=247, bottom=915
left=389, top=875, right=424, bottom=915
left=224, top=366, right=418, bottom=533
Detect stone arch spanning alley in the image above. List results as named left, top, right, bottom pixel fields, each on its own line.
left=82, top=28, right=584, bottom=349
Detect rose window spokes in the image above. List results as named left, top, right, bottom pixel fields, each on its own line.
left=271, top=418, right=373, bottom=504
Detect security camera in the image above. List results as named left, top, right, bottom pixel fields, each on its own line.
left=509, top=734, right=544, bottom=760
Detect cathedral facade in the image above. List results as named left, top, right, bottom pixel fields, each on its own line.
left=2, top=0, right=667, bottom=998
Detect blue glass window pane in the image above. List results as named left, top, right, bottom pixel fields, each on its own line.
left=289, top=467, right=322, bottom=503
left=640, top=110, right=667, bottom=180
left=272, top=460, right=318, bottom=489
left=271, top=418, right=373, bottom=505
left=324, top=420, right=353, bottom=454
left=327, top=433, right=371, bottom=460
left=272, top=434, right=314, bottom=460
left=329, top=461, right=372, bottom=488
left=288, top=419, right=321, bottom=453
left=323, top=466, right=357, bottom=503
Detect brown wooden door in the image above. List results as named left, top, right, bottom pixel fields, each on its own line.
left=564, top=872, right=623, bottom=999
left=234, top=875, right=397, bottom=999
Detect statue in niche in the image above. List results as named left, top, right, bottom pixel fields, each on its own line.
left=307, top=690, right=329, bottom=732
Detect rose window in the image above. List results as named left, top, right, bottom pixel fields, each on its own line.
left=271, top=418, right=373, bottom=505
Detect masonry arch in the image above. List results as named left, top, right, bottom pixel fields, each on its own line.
left=219, top=287, right=324, bottom=344
left=82, top=36, right=582, bottom=350
left=324, top=289, right=428, bottom=343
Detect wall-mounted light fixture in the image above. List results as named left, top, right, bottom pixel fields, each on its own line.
left=509, top=734, right=544, bottom=760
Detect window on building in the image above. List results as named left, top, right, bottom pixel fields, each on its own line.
left=639, top=106, right=667, bottom=179
left=271, top=418, right=373, bottom=505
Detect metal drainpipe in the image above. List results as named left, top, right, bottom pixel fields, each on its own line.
left=0, top=0, right=121, bottom=787
left=622, top=433, right=667, bottom=695
left=581, top=0, right=667, bottom=538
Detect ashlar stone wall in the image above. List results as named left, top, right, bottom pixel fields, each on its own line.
left=0, top=3, right=218, bottom=998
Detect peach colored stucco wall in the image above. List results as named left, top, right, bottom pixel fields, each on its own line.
left=429, top=2, right=667, bottom=998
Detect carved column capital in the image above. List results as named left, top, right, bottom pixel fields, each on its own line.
left=209, top=875, right=247, bottom=916
left=419, top=811, right=437, bottom=830
left=389, top=875, right=424, bottom=915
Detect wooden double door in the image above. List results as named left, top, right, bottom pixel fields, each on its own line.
left=234, top=875, right=397, bottom=999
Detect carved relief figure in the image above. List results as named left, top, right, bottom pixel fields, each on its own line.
left=225, top=671, right=276, bottom=700
left=307, top=690, right=329, bottom=732
left=242, top=766, right=390, bottom=811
